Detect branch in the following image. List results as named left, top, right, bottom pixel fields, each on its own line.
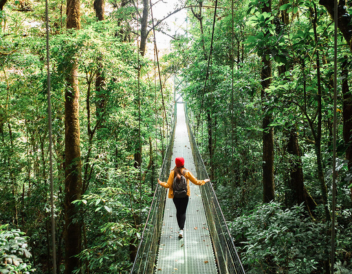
left=149, top=0, right=164, bottom=8
left=155, top=28, right=179, bottom=40
left=186, top=5, right=224, bottom=9
left=131, top=0, right=141, bottom=19
left=146, top=6, right=186, bottom=36
left=190, top=5, right=199, bottom=19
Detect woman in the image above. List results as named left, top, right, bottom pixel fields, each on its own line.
left=158, top=157, right=210, bottom=238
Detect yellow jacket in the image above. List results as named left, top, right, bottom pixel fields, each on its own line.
left=159, top=168, right=205, bottom=198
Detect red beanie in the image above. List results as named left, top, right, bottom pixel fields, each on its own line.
left=175, top=157, right=185, bottom=168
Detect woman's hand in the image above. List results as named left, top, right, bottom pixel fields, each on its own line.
left=204, top=179, right=210, bottom=183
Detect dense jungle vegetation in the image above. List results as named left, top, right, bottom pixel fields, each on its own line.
left=1, top=0, right=352, bottom=273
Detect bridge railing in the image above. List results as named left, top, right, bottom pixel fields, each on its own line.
left=130, top=104, right=177, bottom=274
left=185, top=104, right=246, bottom=274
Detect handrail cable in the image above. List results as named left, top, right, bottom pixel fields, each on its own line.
left=331, top=0, right=338, bottom=272
left=130, top=117, right=175, bottom=273
left=150, top=0, right=168, bottom=128
left=185, top=107, right=245, bottom=274
left=45, top=0, right=57, bottom=272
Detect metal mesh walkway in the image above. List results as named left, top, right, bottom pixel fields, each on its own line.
left=131, top=102, right=245, bottom=274
left=155, top=104, right=217, bottom=273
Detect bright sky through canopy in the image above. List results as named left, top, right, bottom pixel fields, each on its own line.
left=151, top=0, right=187, bottom=52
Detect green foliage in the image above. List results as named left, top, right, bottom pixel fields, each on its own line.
left=231, top=203, right=329, bottom=273
left=0, top=225, right=34, bottom=274
left=1, top=0, right=352, bottom=272
left=0, top=0, right=174, bottom=271
left=73, top=187, right=143, bottom=272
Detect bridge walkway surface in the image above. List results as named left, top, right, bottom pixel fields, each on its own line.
left=155, top=103, right=217, bottom=273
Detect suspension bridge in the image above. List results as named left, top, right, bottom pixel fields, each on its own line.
left=130, top=102, right=245, bottom=274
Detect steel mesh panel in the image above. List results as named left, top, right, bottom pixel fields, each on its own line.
left=184, top=104, right=246, bottom=274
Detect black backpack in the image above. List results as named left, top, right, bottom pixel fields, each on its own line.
left=173, top=169, right=188, bottom=198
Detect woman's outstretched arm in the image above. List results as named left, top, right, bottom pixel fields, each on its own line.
left=158, top=171, right=174, bottom=188
left=186, top=171, right=210, bottom=185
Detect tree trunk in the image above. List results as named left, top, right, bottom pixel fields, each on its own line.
left=0, top=0, right=7, bottom=10
left=261, top=0, right=275, bottom=204
left=287, top=128, right=305, bottom=205
left=64, top=0, right=82, bottom=272
left=319, top=0, right=352, bottom=52
left=139, top=0, right=149, bottom=57
left=312, top=5, right=330, bottom=222
left=277, top=5, right=316, bottom=214
left=286, top=128, right=317, bottom=215
left=93, top=0, right=104, bottom=20
left=342, top=56, right=352, bottom=200
left=280, top=0, right=290, bottom=25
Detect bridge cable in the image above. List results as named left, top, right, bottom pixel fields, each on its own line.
left=136, top=0, right=142, bottom=219
left=196, top=0, right=218, bottom=129
left=44, top=0, right=57, bottom=273
left=230, top=0, right=235, bottom=183
left=154, top=33, right=158, bottom=192
left=150, top=0, right=168, bottom=129
left=331, top=0, right=338, bottom=272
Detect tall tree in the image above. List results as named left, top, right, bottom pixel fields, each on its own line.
left=260, top=0, right=275, bottom=203
left=278, top=1, right=317, bottom=214
left=310, top=5, right=330, bottom=222
left=94, top=0, right=106, bottom=127
left=139, top=0, right=149, bottom=57
left=342, top=56, right=352, bottom=199
left=64, top=0, right=82, bottom=272
left=319, top=0, right=352, bottom=200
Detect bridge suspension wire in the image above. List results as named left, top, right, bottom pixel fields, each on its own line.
left=136, top=0, right=142, bottom=219
left=44, top=0, right=57, bottom=273
left=196, top=0, right=218, bottom=128
left=154, top=35, right=158, bottom=192
left=230, top=0, right=235, bottom=182
left=150, top=0, right=168, bottom=128
left=331, top=0, right=338, bottom=272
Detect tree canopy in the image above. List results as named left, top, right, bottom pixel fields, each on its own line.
left=1, top=0, right=352, bottom=273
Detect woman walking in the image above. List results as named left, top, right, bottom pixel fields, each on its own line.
left=158, top=157, right=210, bottom=238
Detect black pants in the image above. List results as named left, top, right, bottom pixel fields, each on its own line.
left=173, top=196, right=189, bottom=230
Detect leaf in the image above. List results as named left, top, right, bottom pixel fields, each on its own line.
left=246, top=36, right=257, bottom=44
left=104, top=206, right=112, bottom=213
left=280, top=3, right=291, bottom=10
